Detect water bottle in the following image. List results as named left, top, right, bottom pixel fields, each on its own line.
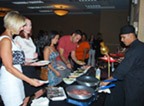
left=95, top=68, right=101, bottom=80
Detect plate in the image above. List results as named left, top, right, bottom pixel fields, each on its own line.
left=37, top=60, right=50, bottom=65
left=77, top=60, right=85, bottom=65
left=63, top=78, right=76, bottom=84
left=57, top=66, right=66, bottom=70
left=38, top=80, right=49, bottom=84
left=30, top=60, right=50, bottom=66
left=25, top=58, right=38, bottom=63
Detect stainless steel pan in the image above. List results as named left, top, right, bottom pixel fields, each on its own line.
left=76, top=75, right=117, bottom=87
left=66, top=85, right=95, bottom=100
left=65, top=83, right=116, bottom=100
left=76, top=75, right=99, bottom=87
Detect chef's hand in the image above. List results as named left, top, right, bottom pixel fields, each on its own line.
left=100, top=76, right=116, bottom=87
left=100, top=81, right=110, bottom=87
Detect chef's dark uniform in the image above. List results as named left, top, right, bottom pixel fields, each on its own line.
left=105, top=40, right=144, bottom=106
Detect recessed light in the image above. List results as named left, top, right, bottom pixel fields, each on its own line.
left=85, top=5, right=115, bottom=9
left=12, top=0, right=44, bottom=4
left=28, top=6, right=53, bottom=9
left=79, top=0, right=97, bottom=2
left=39, top=10, right=52, bottom=12
left=12, top=1, right=27, bottom=4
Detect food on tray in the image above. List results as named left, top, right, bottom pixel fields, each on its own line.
left=47, top=87, right=63, bottom=98
left=68, top=66, right=91, bottom=78
left=47, top=87, right=67, bottom=101
left=69, top=89, right=91, bottom=96
left=81, top=65, right=91, bottom=70
left=63, top=78, right=75, bottom=81
left=76, top=68, right=85, bottom=73
left=69, top=73, right=80, bottom=78
left=77, top=60, right=85, bottom=65
left=47, top=87, right=64, bottom=98
left=63, top=78, right=75, bottom=84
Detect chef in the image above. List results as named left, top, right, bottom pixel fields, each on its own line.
left=100, top=25, right=144, bottom=106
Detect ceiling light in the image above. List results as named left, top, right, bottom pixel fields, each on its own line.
left=85, top=5, right=115, bottom=9
left=53, top=5, right=69, bottom=16
left=39, top=10, right=52, bottom=12
left=79, top=0, right=97, bottom=2
left=12, top=0, right=44, bottom=4
left=85, top=5, right=101, bottom=9
left=54, top=4, right=69, bottom=9
left=28, top=6, right=53, bottom=9
left=54, top=9, right=68, bottom=16
left=0, top=12, right=6, bottom=17
left=0, top=7, right=11, bottom=17
left=12, top=1, right=27, bottom=4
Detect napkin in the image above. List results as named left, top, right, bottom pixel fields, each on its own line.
left=98, top=88, right=111, bottom=94
left=31, top=97, right=49, bottom=106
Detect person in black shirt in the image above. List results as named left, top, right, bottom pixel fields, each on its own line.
left=100, top=25, right=144, bottom=106
left=94, top=32, right=104, bottom=63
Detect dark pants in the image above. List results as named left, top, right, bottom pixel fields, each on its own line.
left=104, top=81, right=125, bottom=106
left=22, top=66, right=42, bottom=97
left=104, top=79, right=144, bottom=106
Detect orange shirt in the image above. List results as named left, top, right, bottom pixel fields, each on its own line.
left=75, top=41, right=90, bottom=61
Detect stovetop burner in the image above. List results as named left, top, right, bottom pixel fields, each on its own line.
left=66, top=93, right=97, bottom=106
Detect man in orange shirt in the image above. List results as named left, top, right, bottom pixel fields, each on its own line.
left=75, top=33, right=90, bottom=69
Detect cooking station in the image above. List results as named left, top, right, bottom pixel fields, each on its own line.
left=49, top=67, right=103, bottom=106
left=28, top=66, right=116, bottom=106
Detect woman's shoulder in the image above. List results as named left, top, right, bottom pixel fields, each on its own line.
left=44, top=46, right=51, bottom=51
left=14, top=36, right=23, bottom=41
left=0, top=35, right=11, bottom=42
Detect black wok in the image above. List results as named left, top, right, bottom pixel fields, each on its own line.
left=66, top=85, right=95, bottom=100
left=76, top=75, right=99, bottom=87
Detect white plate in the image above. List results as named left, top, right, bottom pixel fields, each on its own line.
left=30, top=60, right=50, bottom=66
left=63, top=78, right=75, bottom=84
left=25, top=58, right=38, bottom=63
left=38, top=80, right=49, bottom=84
left=56, top=66, right=66, bottom=70
left=37, top=60, right=50, bottom=65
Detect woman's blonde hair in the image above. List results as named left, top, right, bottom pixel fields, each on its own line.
left=4, top=11, right=26, bottom=33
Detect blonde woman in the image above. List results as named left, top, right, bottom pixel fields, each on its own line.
left=0, top=11, right=43, bottom=106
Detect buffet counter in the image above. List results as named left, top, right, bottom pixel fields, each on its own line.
left=29, top=67, right=107, bottom=106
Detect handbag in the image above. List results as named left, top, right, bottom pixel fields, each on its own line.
left=40, top=67, right=48, bottom=81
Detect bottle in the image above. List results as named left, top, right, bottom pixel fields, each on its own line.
left=95, top=68, right=101, bottom=80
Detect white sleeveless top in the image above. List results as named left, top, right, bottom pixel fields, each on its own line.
left=0, top=35, right=25, bottom=106
left=14, top=36, right=36, bottom=59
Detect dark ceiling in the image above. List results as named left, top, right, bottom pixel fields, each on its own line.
left=0, top=0, right=130, bottom=16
